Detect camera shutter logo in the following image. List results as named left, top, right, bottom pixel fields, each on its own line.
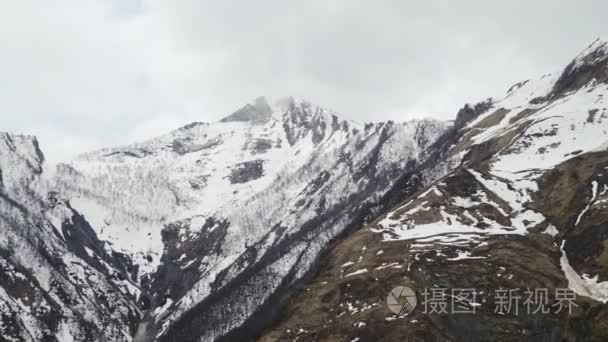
left=387, top=286, right=417, bottom=315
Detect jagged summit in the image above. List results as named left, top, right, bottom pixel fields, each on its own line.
left=74, top=97, right=366, bottom=162
left=496, top=39, right=608, bottom=107
left=219, top=96, right=273, bottom=123
left=574, top=37, right=608, bottom=65
left=0, top=132, right=45, bottom=165
left=217, top=96, right=356, bottom=128
left=0, top=133, right=45, bottom=194
left=552, top=37, right=608, bottom=97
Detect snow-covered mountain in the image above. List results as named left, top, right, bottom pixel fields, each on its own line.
left=0, top=97, right=446, bottom=341
left=4, top=38, right=608, bottom=342
left=261, top=39, right=608, bottom=341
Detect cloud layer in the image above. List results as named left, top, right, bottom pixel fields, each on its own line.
left=2, top=1, right=607, bottom=161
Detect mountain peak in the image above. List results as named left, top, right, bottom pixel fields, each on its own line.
left=550, top=38, right=608, bottom=97
left=575, top=37, right=608, bottom=62
left=218, top=96, right=350, bottom=129
left=0, top=132, right=45, bottom=168
left=219, top=96, right=272, bottom=124
left=0, top=132, right=45, bottom=197
left=273, top=96, right=296, bottom=112
left=567, top=38, right=608, bottom=74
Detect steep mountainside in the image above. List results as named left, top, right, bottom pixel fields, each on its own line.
left=0, top=133, right=140, bottom=341
left=260, top=39, right=608, bottom=341
left=42, top=97, right=446, bottom=341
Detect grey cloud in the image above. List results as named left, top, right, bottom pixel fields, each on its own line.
left=1, top=0, right=607, bottom=161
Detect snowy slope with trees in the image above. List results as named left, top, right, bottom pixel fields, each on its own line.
left=42, top=96, right=446, bottom=341
left=0, top=133, right=140, bottom=341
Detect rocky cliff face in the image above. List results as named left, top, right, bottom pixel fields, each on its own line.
left=260, top=40, right=608, bottom=341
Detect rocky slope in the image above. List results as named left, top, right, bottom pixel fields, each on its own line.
left=260, top=39, right=608, bottom=341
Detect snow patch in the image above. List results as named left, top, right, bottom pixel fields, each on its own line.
left=560, top=240, right=608, bottom=303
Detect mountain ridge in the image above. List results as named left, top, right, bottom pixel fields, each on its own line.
left=259, top=39, right=608, bottom=342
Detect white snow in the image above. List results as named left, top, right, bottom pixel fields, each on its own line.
left=575, top=181, right=598, bottom=226
left=446, top=250, right=486, bottom=261
left=153, top=298, right=174, bottom=317
left=353, top=321, right=366, bottom=328
left=374, top=262, right=402, bottom=270
left=543, top=224, right=559, bottom=237
left=344, top=268, right=369, bottom=277
left=560, top=241, right=608, bottom=303
left=84, top=246, right=95, bottom=258
left=56, top=322, right=75, bottom=342
left=180, top=259, right=197, bottom=270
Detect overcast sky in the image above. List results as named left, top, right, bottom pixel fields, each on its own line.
left=2, top=1, right=607, bottom=161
